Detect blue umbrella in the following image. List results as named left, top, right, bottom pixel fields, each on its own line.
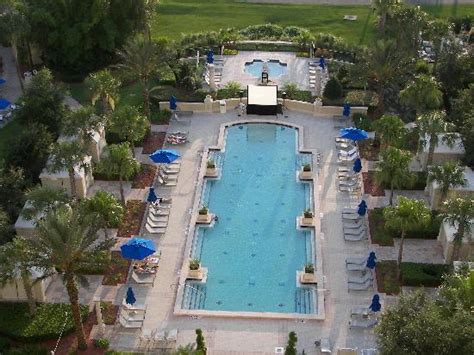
left=169, top=96, right=177, bottom=110
left=207, top=50, right=214, bottom=64
left=353, top=158, right=362, bottom=173
left=358, top=200, right=367, bottom=208
left=126, top=287, right=137, bottom=306
left=121, top=237, right=156, bottom=260
left=340, top=127, right=368, bottom=141
left=357, top=204, right=367, bottom=216
left=366, top=252, right=377, bottom=269
left=0, top=78, right=6, bottom=85
left=319, top=56, right=326, bottom=69
left=0, top=98, right=11, bottom=110
left=343, top=103, right=351, bottom=117
left=147, top=187, right=158, bottom=203
left=369, top=294, right=381, bottom=312
left=149, top=149, right=181, bottom=164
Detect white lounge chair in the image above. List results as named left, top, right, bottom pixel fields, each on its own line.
left=339, top=184, right=361, bottom=193
left=159, top=171, right=178, bottom=181
left=145, top=223, right=166, bottom=234
left=343, top=226, right=366, bottom=235
left=158, top=175, right=177, bottom=186
left=342, top=212, right=362, bottom=220
left=344, top=232, right=367, bottom=241
left=346, top=256, right=366, bottom=265
left=343, top=220, right=365, bottom=229
left=339, top=147, right=358, bottom=156
left=147, top=214, right=169, bottom=223
left=162, top=166, right=180, bottom=174
left=338, top=153, right=359, bottom=162
left=351, top=306, right=370, bottom=316
left=152, top=197, right=172, bottom=205
left=347, top=263, right=368, bottom=271
left=335, top=137, right=350, bottom=143
left=349, top=318, right=378, bottom=329
left=149, top=208, right=170, bottom=216
left=342, top=207, right=359, bottom=214
left=348, top=272, right=373, bottom=284
left=146, top=218, right=168, bottom=228
left=348, top=279, right=373, bottom=291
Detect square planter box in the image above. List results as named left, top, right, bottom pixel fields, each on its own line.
left=301, top=216, right=314, bottom=226
left=187, top=268, right=204, bottom=280
left=197, top=213, right=213, bottom=224
left=205, top=168, right=219, bottom=178
left=299, top=170, right=312, bottom=180
left=300, top=272, right=317, bottom=284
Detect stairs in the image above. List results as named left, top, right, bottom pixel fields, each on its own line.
left=182, top=283, right=207, bottom=310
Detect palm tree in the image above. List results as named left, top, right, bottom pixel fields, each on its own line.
left=0, top=237, right=38, bottom=316
left=372, top=0, right=402, bottom=37
left=400, top=74, right=443, bottom=116
left=428, top=162, right=467, bottom=204
left=373, top=114, right=406, bottom=148
left=101, top=143, right=140, bottom=204
left=440, top=268, right=474, bottom=311
left=22, top=185, right=70, bottom=221
left=142, top=0, right=159, bottom=42
left=86, top=69, right=121, bottom=115
left=27, top=205, right=114, bottom=350
left=116, top=38, right=158, bottom=119
left=417, top=110, right=455, bottom=168
left=48, top=140, right=89, bottom=198
left=440, top=197, right=474, bottom=262
left=384, top=196, right=431, bottom=282
left=108, top=106, right=149, bottom=158
left=61, top=106, right=106, bottom=143
left=80, top=191, right=124, bottom=239
left=375, top=147, right=414, bottom=205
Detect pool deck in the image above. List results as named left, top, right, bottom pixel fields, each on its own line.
left=109, top=110, right=377, bottom=353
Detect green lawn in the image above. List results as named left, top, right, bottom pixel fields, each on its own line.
left=152, top=0, right=474, bottom=44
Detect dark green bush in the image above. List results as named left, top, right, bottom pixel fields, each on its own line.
left=401, top=263, right=451, bottom=287
left=323, top=77, right=343, bottom=100
left=0, top=303, right=88, bottom=342
left=352, top=113, right=373, bottom=131
left=94, top=338, right=110, bottom=350
left=6, top=344, right=49, bottom=355
left=151, top=109, right=172, bottom=124
left=0, top=336, right=11, bottom=351
left=380, top=172, right=428, bottom=191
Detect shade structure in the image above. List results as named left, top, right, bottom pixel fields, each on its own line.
left=369, top=294, right=381, bottom=312
left=121, top=237, right=156, bottom=260
left=126, top=287, right=137, bottom=306
left=366, top=252, right=377, bottom=269
left=207, top=50, right=214, bottom=64
left=147, top=187, right=158, bottom=203
left=357, top=204, right=367, bottom=216
left=149, top=149, right=180, bottom=164
left=0, top=98, right=11, bottom=110
left=0, top=78, right=6, bottom=85
left=319, top=56, right=326, bottom=69
left=353, top=158, right=362, bottom=173
left=343, top=103, right=351, bottom=117
left=340, top=127, right=368, bottom=141
left=169, top=96, right=177, bottom=110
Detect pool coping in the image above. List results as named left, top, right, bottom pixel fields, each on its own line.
left=174, top=119, right=325, bottom=320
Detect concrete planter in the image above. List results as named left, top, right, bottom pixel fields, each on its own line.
left=205, top=167, right=219, bottom=178
left=187, top=267, right=204, bottom=280
left=300, top=272, right=317, bottom=284
left=301, top=216, right=314, bottom=226
left=299, top=170, right=312, bottom=180
left=197, top=213, right=213, bottom=224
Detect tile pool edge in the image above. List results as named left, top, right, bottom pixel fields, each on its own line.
left=174, top=119, right=325, bottom=320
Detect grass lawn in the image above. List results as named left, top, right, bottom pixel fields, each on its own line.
left=153, top=1, right=474, bottom=44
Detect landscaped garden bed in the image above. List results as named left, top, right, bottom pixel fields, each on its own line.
left=369, top=207, right=441, bottom=246
left=358, top=140, right=380, bottom=161
left=102, top=251, right=131, bottom=286
left=100, top=301, right=119, bottom=325
left=116, top=200, right=146, bottom=238
left=375, top=260, right=400, bottom=294
left=362, top=172, right=385, bottom=197
left=142, top=132, right=166, bottom=154
left=131, top=164, right=157, bottom=189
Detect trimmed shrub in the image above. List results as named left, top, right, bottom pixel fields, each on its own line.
left=323, top=77, right=343, bottom=100
left=352, top=113, right=373, bottom=131
left=94, top=338, right=110, bottom=350
left=6, top=344, right=49, bottom=355
left=401, top=263, right=451, bottom=287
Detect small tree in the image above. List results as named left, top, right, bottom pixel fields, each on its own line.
left=373, top=114, right=406, bottom=148
left=100, top=143, right=140, bottom=204
left=108, top=106, right=149, bottom=158
left=375, top=147, right=414, bottom=205
left=323, top=77, right=343, bottom=100
left=285, top=331, right=298, bottom=355
left=383, top=197, right=431, bottom=283
left=428, top=162, right=467, bottom=204
left=61, top=106, right=106, bottom=143
left=195, top=328, right=206, bottom=355
left=222, top=81, right=242, bottom=98
left=22, top=186, right=70, bottom=221
left=440, top=197, right=474, bottom=262
left=400, top=74, right=443, bottom=116
left=282, top=82, right=299, bottom=100
left=86, top=69, right=121, bottom=115
left=0, top=208, right=14, bottom=245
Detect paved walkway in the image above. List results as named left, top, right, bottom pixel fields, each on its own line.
left=0, top=46, right=23, bottom=104
left=375, top=239, right=445, bottom=264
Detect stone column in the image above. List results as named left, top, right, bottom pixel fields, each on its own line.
left=94, top=297, right=105, bottom=336
left=207, top=63, right=216, bottom=90
left=313, top=97, right=322, bottom=117
left=204, top=95, right=213, bottom=113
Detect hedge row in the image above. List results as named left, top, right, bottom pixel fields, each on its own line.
left=401, top=262, right=451, bottom=288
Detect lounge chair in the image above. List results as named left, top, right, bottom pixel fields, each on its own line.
left=348, top=279, right=373, bottom=291
left=343, top=220, right=365, bottom=229
left=152, top=197, right=172, bottom=205
left=343, top=226, right=366, bottom=235
left=145, top=223, right=166, bottom=234
left=348, top=271, right=373, bottom=284
left=147, top=214, right=169, bottom=223
left=157, top=175, right=177, bottom=186
left=349, top=318, right=378, bottom=329
left=149, top=208, right=170, bottom=217
left=339, top=147, right=358, bottom=156
left=346, top=256, right=366, bottom=265
left=146, top=218, right=168, bottom=228
left=339, top=174, right=359, bottom=182
left=338, top=166, right=352, bottom=172
left=159, top=171, right=178, bottom=181
left=335, top=137, right=350, bottom=143
left=339, top=184, right=361, bottom=193
left=338, top=155, right=359, bottom=163
left=342, top=212, right=361, bottom=220
left=344, top=232, right=367, bottom=242
left=339, top=179, right=360, bottom=188
left=351, top=306, right=370, bottom=316
left=342, top=207, right=359, bottom=214
left=347, top=263, right=368, bottom=271
left=162, top=165, right=180, bottom=174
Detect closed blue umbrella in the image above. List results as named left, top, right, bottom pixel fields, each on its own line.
left=340, top=127, right=368, bottom=141
left=121, top=237, right=156, bottom=260
left=357, top=204, right=367, bottom=216
left=358, top=200, right=367, bottom=208
left=126, top=287, right=137, bottom=306
left=343, top=103, right=351, bottom=117
left=366, top=252, right=377, bottom=269
left=0, top=98, right=11, bottom=110
left=0, top=78, right=6, bottom=85
left=169, top=96, right=177, bottom=110
left=147, top=187, right=158, bottom=203
left=353, top=158, right=362, bottom=173
left=369, top=294, right=381, bottom=312
left=207, top=50, right=214, bottom=64
left=319, top=56, right=326, bottom=69
left=149, top=149, right=180, bottom=164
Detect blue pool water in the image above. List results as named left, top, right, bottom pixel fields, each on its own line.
left=244, top=59, right=287, bottom=78
left=184, top=124, right=315, bottom=314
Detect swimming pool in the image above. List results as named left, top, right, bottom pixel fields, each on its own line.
left=183, top=124, right=316, bottom=314
left=244, top=59, right=287, bottom=78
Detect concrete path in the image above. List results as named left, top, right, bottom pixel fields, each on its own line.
left=0, top=46, right=23, bottom=103
left=375, top=239, right=445, bottom=264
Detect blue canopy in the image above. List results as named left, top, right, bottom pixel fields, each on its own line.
left=207, top=50, right=214, bottom=64
left=121, top=237, right=156, bottom=260
left=0, top=78, right=6, bottom=85
left=319, top=57, right=326, bottom=69
left=366, top=252, right=377, bottom=269
left=169, top=96, right=177, bottom=110
left=343, top=103, right=351, bottom=117
left=149, top=149, right=180, bottom=164
left=126, top=287, right=137, bottom=306
left=357, top=204, right=367, bottom=216
left=340, top=127, right=368, bottom=141
left=353, top=158, right=362, bottom=173
left=0, top=98, right=11, bottom=110
left=147, top=186, right=158, bottom=203
left=369, top=294, right=381, bottom=312
left=358, top=200, right=367, bottom=208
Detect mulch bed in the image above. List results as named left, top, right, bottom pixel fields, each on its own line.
left=142, top=132, right=166, bottom=154
left=116, top=200, right=146, bottom=238
left=100, top=301, right=119, bottom=325
left=375, top=260, right=400, bottom=295
left=362, top=172, right=385, bottom=197
left=102, top=251, right=131, bottom=286
left=358, top=139, right=380, bottom=161
left=132, top=164, right=157, bottom=189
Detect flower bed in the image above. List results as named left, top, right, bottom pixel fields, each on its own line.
left=142, top=132, right=166, bottom=154
left=358, top=140, right=380, bottom=161
left=375, top=260, right=400, bottom=295
left=102, top=251, right=131, bottom=286
left=117, top=200, right=146, bottom=238
left=362, top=172, right=385, bottom=197
left=131, top=164, right=157, bottom=189
left=100, top=301, right=119, bottom=325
